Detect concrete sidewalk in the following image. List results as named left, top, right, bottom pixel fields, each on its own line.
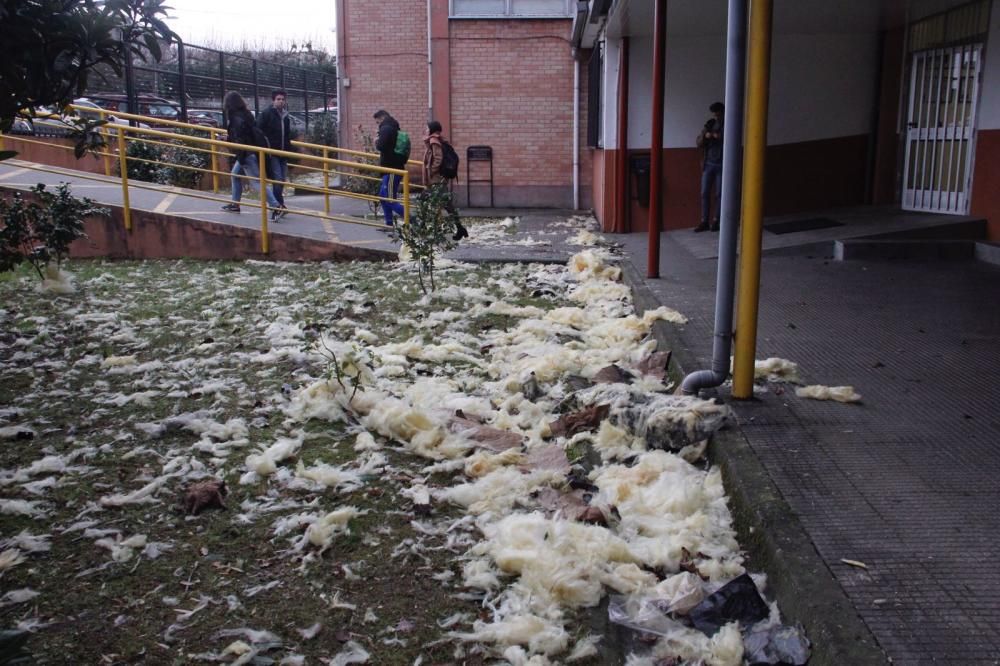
left=620, top=228, right=1000, bottom=665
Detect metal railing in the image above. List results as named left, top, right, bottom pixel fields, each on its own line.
left=0, top=106, right=423, bottom=255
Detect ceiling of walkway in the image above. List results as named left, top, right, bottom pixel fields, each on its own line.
left=605, top=0, right=976, bottom=38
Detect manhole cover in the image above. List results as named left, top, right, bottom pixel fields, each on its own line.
left=764, top=217, right=845, bottom=234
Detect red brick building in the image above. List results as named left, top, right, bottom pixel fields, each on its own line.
left=335, top=0, right=592, bottom=208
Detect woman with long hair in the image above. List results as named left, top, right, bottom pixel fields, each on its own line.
left=221, top=91, right=280, bottom=218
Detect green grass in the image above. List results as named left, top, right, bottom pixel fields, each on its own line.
left=0, top=257, right=589, bottom=665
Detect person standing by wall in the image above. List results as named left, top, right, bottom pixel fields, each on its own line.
left=422, top=120, right=467, bottom=240
left=221, top=91, right=280, bottom=217
left=695, top=101, right=724, bottom=232
left=257, top=89, right=294, bottom=219
left=373, top=109, right=407, bottom=227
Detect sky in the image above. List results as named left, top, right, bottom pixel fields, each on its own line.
left=163, top=0, right=337, bottom=53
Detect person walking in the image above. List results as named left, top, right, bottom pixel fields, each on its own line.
left=422, top=120, right=467, bottom=240
left=373, top=109, right=407, bottom=227
left=221, top=91, right=280, bottom=218
left=695, top=101, right=724, bottom=232
left=257, top=89, right=293, bottom=219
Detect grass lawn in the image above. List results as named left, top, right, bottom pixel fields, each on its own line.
left=0, top=249, right=757, bottom=665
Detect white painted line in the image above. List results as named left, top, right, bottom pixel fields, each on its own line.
left=0, top=168, right=29, bottom=181
left=153, top=193, right=178, bottom=214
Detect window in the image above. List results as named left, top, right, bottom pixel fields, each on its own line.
left=450, top=0, right=574, bottom=19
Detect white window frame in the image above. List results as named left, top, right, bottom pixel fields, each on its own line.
left=449, top=0, right=574, bottom=19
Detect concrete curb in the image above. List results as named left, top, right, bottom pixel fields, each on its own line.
left=621, top=260, right=888, bottom=666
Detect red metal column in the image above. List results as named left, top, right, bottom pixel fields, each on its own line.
left=616, top=37, right=630, bottom=233
left=647, top=0, right=667, bottom=278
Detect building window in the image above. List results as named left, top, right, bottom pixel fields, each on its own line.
left=450, top=0, right=574, bottom=19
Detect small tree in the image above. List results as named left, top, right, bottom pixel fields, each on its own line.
left=0, top=0, right=177, bottom=160
left=341, top=125, right=381, bottom=216
left=391, top=184, right=460, bottom=294
left=0, top=184, right=106, bottom=281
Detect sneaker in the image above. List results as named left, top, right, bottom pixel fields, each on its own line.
left=693, top=223, right=709, bottom=233
left=278, top=204, right=289, bottom=219
left=453, top=222, right=469, bottom=241
left=222, top=203, right=240, bottom=213
left=270, top=209, right=280, bottom=222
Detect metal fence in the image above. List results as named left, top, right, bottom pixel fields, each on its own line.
left=89, top=40, right=337, bottom=137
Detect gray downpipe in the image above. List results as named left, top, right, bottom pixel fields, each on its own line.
left=681, top=0, right=748, bottom=395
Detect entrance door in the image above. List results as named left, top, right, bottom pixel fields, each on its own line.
left=902, top=45, right=982, bottom=213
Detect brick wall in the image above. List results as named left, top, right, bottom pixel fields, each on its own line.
left=340, top=2, right=591, bottom=209
left=340, top=0, right=429, bottom=153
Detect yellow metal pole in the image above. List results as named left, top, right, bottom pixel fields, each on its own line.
left=402, top=171, right=410, bottom=225
left=210, top=140, right=220, bottom=193
left=323, top=147, right=331, bottom=216
left=732, top=0, right=773, bottom=399
left=259, top=149, right=269, bottom=254
left=116, top=126, right=132, bottom=231
left=100, top=111, right=112, bottom=176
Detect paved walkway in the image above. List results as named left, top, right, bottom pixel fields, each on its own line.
left=3, top=157, right=998, bottom=662
left=620, top=225, right=1000, bottom=665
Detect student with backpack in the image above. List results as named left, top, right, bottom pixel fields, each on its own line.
left=422, top=120, right=467, bottom=240
left=221, top=91, right=280, bottom=216
left=373, top=109, right=408, bottom=226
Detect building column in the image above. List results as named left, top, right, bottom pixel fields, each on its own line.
left=429, top=0, right=452, bottom=132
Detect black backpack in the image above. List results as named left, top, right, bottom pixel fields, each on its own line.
left=439, top=140, right=459, bottom=179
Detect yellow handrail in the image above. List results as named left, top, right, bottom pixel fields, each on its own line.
left=3, top=105, right=417, bottom=254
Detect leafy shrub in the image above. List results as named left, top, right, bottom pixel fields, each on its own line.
left=158, top=128, right=211, bottom=189
left=123, top=139, right=164, bottom=183
left=307, top=112, right=338, bottom=148
left=341, top=125, right=381, bottom=215
left=391, top=183, right=460, bottom=294
left=0, top=184, right=107, bottom=280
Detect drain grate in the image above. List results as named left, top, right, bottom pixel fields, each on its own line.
left=764, top=217, right=845, bottom=235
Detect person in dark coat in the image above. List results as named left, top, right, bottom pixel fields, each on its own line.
left=695, top=101, right=724, bottom=232
left=373, top=109, right=407, bottom=226
left=221, top=91, right=280, bottom=218
left=257, top=89, right=294, bottom=218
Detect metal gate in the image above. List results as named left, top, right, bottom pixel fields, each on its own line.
left=902, top=44, right=982, bottom=213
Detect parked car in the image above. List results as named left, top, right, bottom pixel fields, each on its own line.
left=14, top=101, right=149, bottom=137
left=86, top=93, right=181, bottom=126
left=187, top=109, right=223, bottom=128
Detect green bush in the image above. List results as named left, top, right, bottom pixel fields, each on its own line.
left=391, top=183, right=460, bottom=294
left=0, top=184, right=106, bottom=281
left=307, top=112, right=338, bottom=148
left=123, top=139, right=165, bottom=183
left=342, top=125, right=381, bottom=215
left=158, top=128, right=211, bottom=189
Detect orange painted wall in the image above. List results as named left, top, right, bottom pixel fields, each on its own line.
left=970, top=129, right=1000, bottom=241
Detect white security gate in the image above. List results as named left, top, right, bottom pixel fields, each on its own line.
left=902, top=45, right=982, bottom=213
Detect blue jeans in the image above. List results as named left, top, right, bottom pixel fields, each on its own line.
left=267, top=156, right=288, bottom=206
left=701, top=161, right=722, bottom=226
left=231, top=155, right=279, bottom=208
left=379, top=173, right=405, bottom=226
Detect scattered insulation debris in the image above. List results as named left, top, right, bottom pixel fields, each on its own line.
left=0, top=215, right=791, bottom=664
left=796, top=385, right=863, bottom=403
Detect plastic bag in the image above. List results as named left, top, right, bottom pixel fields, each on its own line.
left=688, top=573, right=769, bottom=635
left=744, top=624, right=811, bottom=665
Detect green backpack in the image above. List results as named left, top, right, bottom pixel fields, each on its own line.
left=394, top=130, right=411, bottom=160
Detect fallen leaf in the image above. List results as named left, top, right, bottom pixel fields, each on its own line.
left=549, top=404, right=610, bottom=438
left=841, top=559, right=868, bottom=570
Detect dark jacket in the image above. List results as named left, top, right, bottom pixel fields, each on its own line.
left=257, top=106, right=292, bottom=153
left=375, top=115, right=405, bottom=169
left=226, top=108, right=258, bottom=163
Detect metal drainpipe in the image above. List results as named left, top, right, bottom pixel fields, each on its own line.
left=647, top=0, right=667, bottom=278
left=427, top=0, right=433, bottom=121
left=680, top=0, right=749, bottom=396
left=573, top=54, right=581, bottom=210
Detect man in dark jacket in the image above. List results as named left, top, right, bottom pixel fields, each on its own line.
left=695, top=101, right=724, bottom=232
left=373, top=109, right=407, bottom=226
left=257, top=89, right=293, bottom=218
